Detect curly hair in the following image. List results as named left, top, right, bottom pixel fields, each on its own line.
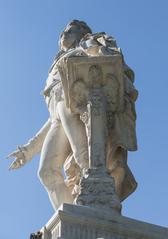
left=60, top=19, right=92, bottom=38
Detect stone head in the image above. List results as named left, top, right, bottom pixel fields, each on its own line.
left=59, top=20, right=92, bottom=51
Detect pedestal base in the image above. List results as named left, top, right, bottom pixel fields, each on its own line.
left=75, top=168, right=121, bottom=213
left=41, top=203, right=168, bottom=239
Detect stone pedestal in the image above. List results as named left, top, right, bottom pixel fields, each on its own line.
left=41, top=203, right=168, bottom=239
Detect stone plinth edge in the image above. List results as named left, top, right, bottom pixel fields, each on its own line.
left=41, top=203, right=168, bottom=239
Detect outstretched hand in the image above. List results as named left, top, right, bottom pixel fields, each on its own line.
left=6, top=147, right=27, bottom=170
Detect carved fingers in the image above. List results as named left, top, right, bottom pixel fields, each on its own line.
left=6, top=149, right=23, bottom=159
left=9, top=158, right=26, bottom=170
left=6, top=148, right=27, bottom=170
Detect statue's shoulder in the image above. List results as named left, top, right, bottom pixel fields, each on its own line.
left=48, top=50, right=66, bottom=74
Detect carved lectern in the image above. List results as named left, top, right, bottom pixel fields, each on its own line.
left=58, top=55, right=123, bottom=213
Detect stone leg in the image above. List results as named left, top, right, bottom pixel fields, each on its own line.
left=38, top=120, right=73, bottom=211
left=57, top=101, right=89, bottom=169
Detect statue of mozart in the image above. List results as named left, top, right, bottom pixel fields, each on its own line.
left=7, top=20, right=138, bottom=211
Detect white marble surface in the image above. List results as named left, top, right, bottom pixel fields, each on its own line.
left=7, top=20, right=138, bottom=211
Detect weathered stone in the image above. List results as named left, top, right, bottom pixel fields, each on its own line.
left=8, top=20, right=138, bottom=212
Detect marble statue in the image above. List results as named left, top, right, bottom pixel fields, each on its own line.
left=7, top=20, right=138, bottom=212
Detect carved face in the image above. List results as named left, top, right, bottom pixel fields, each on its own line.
left=106, top=80, right=118, bottom=100
left=71, top=80, right=88, bottom=104
left=88, top=65, right=103, bottom=87
left=60, top=25, right=81, bottom=50
left=103, top=75, right=119, bottom=110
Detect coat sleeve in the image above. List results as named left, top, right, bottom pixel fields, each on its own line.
left=21, top=118, right=51, bottom=161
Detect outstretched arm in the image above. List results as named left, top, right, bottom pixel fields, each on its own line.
left=7, top=118, right=51, bottom=169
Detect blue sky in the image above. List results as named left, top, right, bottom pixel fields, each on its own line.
left=0, top=0, right=168, bottom=238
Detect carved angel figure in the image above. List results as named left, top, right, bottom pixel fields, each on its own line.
left=7, top=20, right=138, bottom=210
